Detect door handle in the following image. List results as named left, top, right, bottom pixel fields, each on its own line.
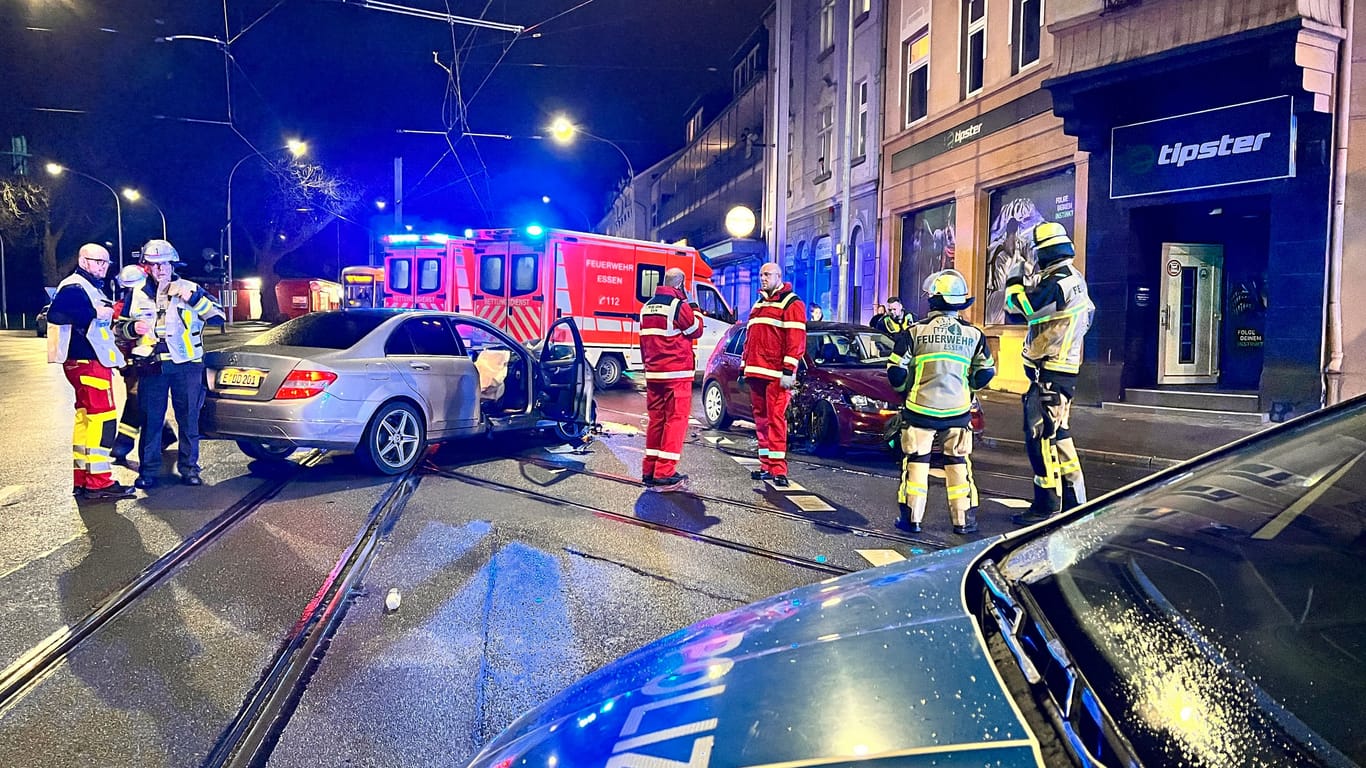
left=409, top=361, right=431, bottom=371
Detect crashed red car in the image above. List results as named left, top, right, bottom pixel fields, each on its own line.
left=702, top=321, right=983, bottom=452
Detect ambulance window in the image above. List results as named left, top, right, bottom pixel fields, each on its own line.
left=695, top=284, right=733, bottom=323
left=511, top=254, right=537, bottom=295
left=417, top=258, right=441, bottom=293
left=638, top=265, right=665, bottom=302
left=388, top=258, right=412, bottom=292
left=481, top=256, right=504, bottom=293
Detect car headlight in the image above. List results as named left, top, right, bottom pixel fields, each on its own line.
left=848, top=393, right=891, bottom=413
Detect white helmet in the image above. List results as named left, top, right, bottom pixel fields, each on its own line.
left=141, top=239, right=179, bottom=264
left=923, top=269, right=970, bottom=306
left=117, top=265, right=148, bottom=289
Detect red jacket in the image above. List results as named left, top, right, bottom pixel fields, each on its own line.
left=742, top=282, right=807, bottom=380
left=639, top=285, right=704, bottom=380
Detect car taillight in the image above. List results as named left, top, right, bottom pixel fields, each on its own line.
left=274, top=369, right=337, bottom=400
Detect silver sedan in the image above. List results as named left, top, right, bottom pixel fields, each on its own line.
left=202, top=309, right=594, bottom=474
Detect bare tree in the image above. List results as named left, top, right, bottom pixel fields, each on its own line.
left=237, top=160, right=362, bottom=321
left=0, top=177, right=72, bottom=287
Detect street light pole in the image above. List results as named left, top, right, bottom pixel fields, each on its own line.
left=46, top=164, right=124, bottom=269
left=548, top=117, right=644, bottom=237
left=123, top=188, right=167, bottom=239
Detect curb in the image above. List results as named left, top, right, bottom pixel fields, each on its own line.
left=980, top=435, right=1182, bottom=471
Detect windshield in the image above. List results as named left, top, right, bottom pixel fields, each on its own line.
left=1000, top=403, right=1366, bottom=766
left=245, top=311, right=394, bottom=349
left=807, top=330, right=895, bottom=367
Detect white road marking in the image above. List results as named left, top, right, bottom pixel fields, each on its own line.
left=787, top=495, right=835, bottom=513
left=730, top=456, right=761, bottom=466
left=767, top=478, right=807, bottom=492
left=857, top=549, right=907, bottom=567
left=0, top=485, right=25, bottom=507
left=1254, top=453, right=1365, bottom=540
left=989, top=498, right=1032, bottom=509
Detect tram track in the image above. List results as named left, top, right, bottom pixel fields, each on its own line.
left=0, top=450, right=328, bottom=718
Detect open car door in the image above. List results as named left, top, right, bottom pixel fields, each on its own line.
left=537, top=317, right=595, bottom=439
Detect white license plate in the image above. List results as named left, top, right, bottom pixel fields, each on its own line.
left=218, top=367, right=266, bottom=388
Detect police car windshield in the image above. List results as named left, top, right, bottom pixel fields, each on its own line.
left=999, top=400, right=1366, bottom=766
left=809, top=331, right=894, bottom=367
left=244, top=311, right=395, bottom=349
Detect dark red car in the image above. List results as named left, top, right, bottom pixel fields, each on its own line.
left=702, top=321, right=983, bottom=453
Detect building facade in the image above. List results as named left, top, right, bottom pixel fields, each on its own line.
left=1046, top=0, right=1347, bottom=418
left=782, top=0, right=885, bottom=323
left=881, top=0, right=1080, bottom=393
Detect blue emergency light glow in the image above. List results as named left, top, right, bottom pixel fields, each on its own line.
left=526, top=224, right=544, bottom=237
left=464, top=229, right=475, bottom=239
left=385, top=234, right=420, bottom=244
left=429, top=233, right=449, bottom=244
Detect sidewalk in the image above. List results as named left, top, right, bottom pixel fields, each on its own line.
left=976, top=389, right=1267, bottom=470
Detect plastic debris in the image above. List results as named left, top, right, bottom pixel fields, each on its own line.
left=384, top=588, right=402, bottom=613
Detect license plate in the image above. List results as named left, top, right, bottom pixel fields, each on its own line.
left=218, top=367, right=266, bottom=388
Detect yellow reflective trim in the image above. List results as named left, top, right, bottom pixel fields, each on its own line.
left=78, top=376, right=111, bottom=390
left=1005, top=284, right=1034, bottom=316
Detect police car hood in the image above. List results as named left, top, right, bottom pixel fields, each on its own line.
left=467, top=540, right=1041, bottom=768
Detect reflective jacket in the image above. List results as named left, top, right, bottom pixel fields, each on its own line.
left=888, top=311, right=994, bottom=427
left=48, top=272, right=125, bottom=368
left=120, top=278, right=224, bottom=364
left=1004, top=258, right=1093, bottom=376
left=742, top=283, right=806, bottom=380
left=870, top=312, right=910, bottom=337
left=638, top=285, right=703, bottom=380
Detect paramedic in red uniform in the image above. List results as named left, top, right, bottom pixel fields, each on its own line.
left=639, top=267, right=705, bottom=487
left=742, top=262, right=807, bottom=487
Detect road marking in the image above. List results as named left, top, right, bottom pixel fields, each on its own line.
left=857, top=549, right=907, bottom=567
left=1253, top=452, right=1364, bottom=540
left=766, top=478, right=807, bottom=492
left=0, top=485, right=25, bottom=507
left=989, top=498, right=1032, bottom=509
left=729, top=456, right=761, bottom=466
left=787, top=495, right=835, bottom=513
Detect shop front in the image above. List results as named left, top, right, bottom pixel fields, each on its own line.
left=1046, top=26, right=1332, bottom=417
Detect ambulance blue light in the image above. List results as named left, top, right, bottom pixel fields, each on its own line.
left=386, top=234, right=420, bottom=244
left=526, top=224, right=545, bottom=237
left=428, top=233, right=449, bottom=244
left=464, top=229, right=475, bottom=239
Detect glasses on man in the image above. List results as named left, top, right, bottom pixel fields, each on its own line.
left=81, top=256, right=111, bottom=266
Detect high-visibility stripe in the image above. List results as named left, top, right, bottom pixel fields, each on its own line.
left=79, top=375, right=111, bottom=390
left=903, top=482, right=928, bottom=497
left=639, top=328, right=682, bottom=336
left=782, top=356, right=800, bottom=367
left=681, top=319, right=701, bottom=335
left=781, top=321, right=806, bottom=330
left=118, top=423, right=138, bottom=438
left=768, top=451, right=786, bottom=459
left=743, top=365, right=784, bottom=378
left=1059, top=459, right=1081, bottom=474
left=947, top=484, right=971, bottom=499
left=758, top=448, right=769, bottom=457
left=747, top=316, right=784, bottom=328
left=652, top=450, right=682, bottom=460
left=1005, top=284, right=1034, bottom=316
left=644, top=370, right=693, bottom=380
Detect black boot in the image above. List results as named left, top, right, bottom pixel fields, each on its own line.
left=894, top=503, right=921, bottom=533
left=953, top=508, right=979, bottom=535
left=1013, top=487, right=1059, bottom=526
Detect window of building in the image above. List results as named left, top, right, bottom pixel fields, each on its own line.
left=855, top=80, right=869, bottom=159
left=816, top=106, right=833, bottom=180
left=819, top=0, right=836, bottom=53
left=903, top=31, right=930, bottom=127
left=961, top=0, right=986, bottom=97
left=1013, top=0, right=1042, bottom=73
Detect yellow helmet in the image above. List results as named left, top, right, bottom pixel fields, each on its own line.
left=923, top=268, right=974, bottom=310
left=1032, top=222, right=1075, bottom=262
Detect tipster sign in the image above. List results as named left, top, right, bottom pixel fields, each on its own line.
left=1110, top=96, right=1295, bottom=199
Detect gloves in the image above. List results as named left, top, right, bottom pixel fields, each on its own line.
left=780, top=373, right=796, bottom=390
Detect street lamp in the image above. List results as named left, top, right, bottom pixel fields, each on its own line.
left=45, top=163, right=125, bottom=269
left=224, top=140, right=308, bottom=324
left=548, top=115, right=642, bottom=236
left=122, top=188, right=167, bottom=239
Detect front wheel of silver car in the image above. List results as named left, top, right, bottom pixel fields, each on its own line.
left=359, top=401, right=426, bottom=475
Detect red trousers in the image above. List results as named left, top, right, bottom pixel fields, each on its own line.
left=749, top=378, right=792, bottom=476
left=642, top=379, right=692, bottom=479
left=62, top=359, right=118, bottom=490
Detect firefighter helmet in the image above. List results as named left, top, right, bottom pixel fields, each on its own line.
left=141, top=239, right=180, bottom=264
left=117, top=265, right=147, bottom=289
left=1032, top=222, right=1075, bottom=263
left=923, top=269, right=972, bottom=309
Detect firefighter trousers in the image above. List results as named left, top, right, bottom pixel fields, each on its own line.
left=139, top=361, right=207, bottom=479
left=898, top=426, right=977, bottom=527
left=749, top=378, right=792, bottom=477
left=113, top=366, right=176, bottom=461
left=1022, top=382, right=1086, bottom=514
left=642, top=378, right=692, bottom=480
left=62, top=359, right=119, bottom=490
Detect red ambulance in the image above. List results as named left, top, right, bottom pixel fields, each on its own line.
left=382, top=228, right=735, bottom=388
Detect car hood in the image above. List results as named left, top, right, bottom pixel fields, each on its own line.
left=811, top=365, right=899, bottom=402
left=468, top=540, right=1041, bottom=768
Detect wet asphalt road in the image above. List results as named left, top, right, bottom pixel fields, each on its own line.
left=0, top=331, right=1155, bottom=767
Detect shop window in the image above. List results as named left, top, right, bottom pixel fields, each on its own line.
left=899, top=200, right=957, bottom=321
left=855, top=80, right=869, bottom=159
left=903, top=31, right=929, bottom=127
left=637, top=264, right=664, bottom=303
left=961, top=0, right=986, bottom=97
left=983, top=167, right=1076, bottom=325
left=1013, top=0, right=1042, bottom=73
left=480, top=255, right=504, bottom=294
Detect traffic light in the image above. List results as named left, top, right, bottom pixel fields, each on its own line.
left=202, top=247, right=223, bottom=277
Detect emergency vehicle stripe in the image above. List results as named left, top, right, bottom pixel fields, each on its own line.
left=644, top=370, right=693, bottom=380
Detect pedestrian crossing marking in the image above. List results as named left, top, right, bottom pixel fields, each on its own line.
left=857, top=549, right=907, bottom=567
left=766, top=478, right=807, bottom=492
left=730, top=456, right=762, bottom=466
left=788, top=495, right=835, bottom=513
left=989, top=497, right=1031, bottom=509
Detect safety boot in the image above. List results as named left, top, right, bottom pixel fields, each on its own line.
left=894, top=503, right=921, bottom=533
left=953, top=508, right=979, bottom=535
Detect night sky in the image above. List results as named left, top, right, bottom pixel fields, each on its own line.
left=0, top=0, right=770, bottom=308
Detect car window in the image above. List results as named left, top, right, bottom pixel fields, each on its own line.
left=246, top=311, right=393, bottom=349
left=387, top=317, right=461, bottom=356
left=1000, top=403, right=1366, bottom=766
left=725, top=327, right=747, bottom=356
left=450, top=319, right=508, bottom=357
left=695, top=284, right=731, bottom=323
left=808, top=330, right=893, bottom=366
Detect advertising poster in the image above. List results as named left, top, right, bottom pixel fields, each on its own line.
left=984, top=167, right=1075, bottom=325
left=898, top=199, right=956, bottom=320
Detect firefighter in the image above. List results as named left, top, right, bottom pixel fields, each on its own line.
left=1004, top=221, right=1094, bottom=524
left=741, top=262, right=806, bottom=487
left=887, top=269, right=995, bottom=534
left=110, top=264, right=176, bottom=467
left=119, top=240, right=225, bottom=489
left=48, top=243, right=135, bottom=501
left=639, top=267, right=704, bottom=487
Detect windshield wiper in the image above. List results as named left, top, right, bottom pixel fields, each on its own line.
left=979, top=560, right=1143, bottom=768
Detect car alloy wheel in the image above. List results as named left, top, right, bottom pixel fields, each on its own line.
left=702, top=380, right=733, bottom=429
left=362, top=401, right=426, bottom=475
